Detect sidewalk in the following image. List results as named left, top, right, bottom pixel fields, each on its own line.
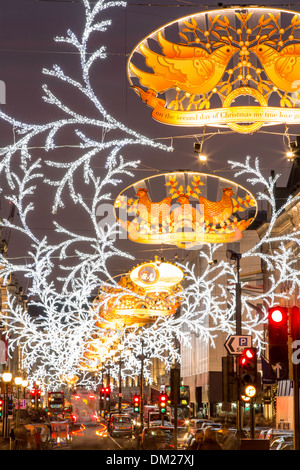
left=0, top=437, right=11, bottom=450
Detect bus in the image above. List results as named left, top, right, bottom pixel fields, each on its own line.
left=48, top=391, right=65, bottom=416
left=165, top=385, right=191, bottom=425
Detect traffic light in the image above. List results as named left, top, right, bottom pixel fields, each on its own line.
left=222, top=356, right=238, bottom=402
left=290, top=306, right=300, bottom=341
left=100, top=388, right=105, bottom=400
left=268, top=306, right=289, bottom=379
left=105, top=387, right=110, bottom=401
left=30, top=389, right=36, bottom=406
left=36, top=389, right=41, bottom=407
left=0, top=398, right=3, bottom=420
left=133, top=395, right=140, bottom=413
left=239, top=347, right=257, bottom=398
left=8, top=397, right=13, bottom=416
left=159, top=394, right=167, bottom=415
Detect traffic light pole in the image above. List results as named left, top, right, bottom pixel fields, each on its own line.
left=233, top=252, right=243, bottom=434
left=293, top=348, right=300, bottom=450
left=139, top=339, right=146, bottom=429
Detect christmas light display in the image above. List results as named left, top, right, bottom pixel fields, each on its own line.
left=0, top=1, right=299, bottom=392
left=128, top=6, right=300, bottom=134
left=114, top=171, right=257, bottom=248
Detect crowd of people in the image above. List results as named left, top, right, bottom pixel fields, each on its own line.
left=188, top=424, right=239, bottom=450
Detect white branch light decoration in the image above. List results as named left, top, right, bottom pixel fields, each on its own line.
left=0, top=0, right=299, bottom=390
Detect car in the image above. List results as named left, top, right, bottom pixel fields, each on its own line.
left=280, top=442, right=294, bottom=450
left=107, top=410, right=122, bottom=432
left=258, top=429, right=269, bottom=439
left=270, top=435, right=294, bottom=450
left=201, top=422, right=222, bottom=430
left=186, top=418, right=213, bottom=435
left=140, top=426, right=175, bottom=450
left=176, top=427, right=190, bottom=449
left=109, top=414, right=133, bottom=438
left=184, top=428, right=206, bottom=449
left=265, top=428, right=294, bottom=442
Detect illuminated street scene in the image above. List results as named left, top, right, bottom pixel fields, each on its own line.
left=0, top=0, right=300, bottom=456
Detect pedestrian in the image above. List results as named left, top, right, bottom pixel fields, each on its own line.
left=220, top=424, right=239, bottom=450
left=197, top=426, right=222, bottom=450
left=9, top=428, right=16, bottom=450
left=188, top=430, right=204, bottom=450
left=34, top=427, right=42, bottom=450
left=15, top=425, right=28, bottom=450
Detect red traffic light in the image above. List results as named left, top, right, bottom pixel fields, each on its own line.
left=134, top=396, right=140, bottom=403
left=239, top=347, right=257, bottom=395
left=268, top=306, right=288, bottom=379
left=239, top=348, right=256, bottom=369
left=270, top=308, right=284, bottom=323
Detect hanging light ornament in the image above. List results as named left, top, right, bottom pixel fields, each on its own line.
left=128, top=6, right=300, bottom=134
left=93, top=260, right=183, bottom=329
left=114, top=171, right=257, bottom=249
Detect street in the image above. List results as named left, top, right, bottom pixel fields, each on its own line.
left=60, top=422, right=138, bottom=451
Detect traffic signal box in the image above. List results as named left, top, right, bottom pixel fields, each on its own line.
left=268, top=306, right=289, bottom=379
left=290, top=306, right=300, bottom=341
left=0, top=398, right=3, bottom=420
left=8, top=397, right=14, bottom=416
left=222, top=355, right=238, bottom=402
left=133, top=395, right=140, bottom=413
left=100, top=388, right=105, bottom=400
left=159, top=393, right=167, bottom=415
left=105, top=387, right=110, bottom=401
left=239, top=347, right=257, bottom=399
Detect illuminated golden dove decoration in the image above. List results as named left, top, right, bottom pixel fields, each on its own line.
left=129, top=32, right=238, bottom=95
left=128, top=7, right=300, bottom=134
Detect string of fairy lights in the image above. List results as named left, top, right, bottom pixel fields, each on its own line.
left=0, top=0, right=299, bottom=391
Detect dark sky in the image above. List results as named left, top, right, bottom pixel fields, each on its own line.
left=0, top=0, right=299, bottom=290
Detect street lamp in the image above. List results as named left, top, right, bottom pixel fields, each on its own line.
left=2, top=372, right=12, bottom=438
left=22, top=379, right=28, bottom=394
left=14, top=375, right=23, bottom=428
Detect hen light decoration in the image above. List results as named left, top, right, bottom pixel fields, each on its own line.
left=128, top=7, right=300, bottom=134
left=115, top=171, right=257, bottom=249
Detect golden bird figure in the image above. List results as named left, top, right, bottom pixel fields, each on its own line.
left=129, top=31, right=238, bottom=95
left=199, top=187, right=234, bottom=225
left=170, top=194, right=203, bottom=229
left=135, top=188, right=172, bottom=227
left=251, top=43, right=300, bottom=93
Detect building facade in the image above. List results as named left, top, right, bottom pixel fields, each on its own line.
left=180, top=230, right=263, bottom=418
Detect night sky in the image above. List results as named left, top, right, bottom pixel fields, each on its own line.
left=0, top=0, right=299, bottom=292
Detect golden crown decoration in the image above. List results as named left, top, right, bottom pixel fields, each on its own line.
left=114, top=171, right=257, bottom=249
left=128, top=7, right=300, bottom=134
